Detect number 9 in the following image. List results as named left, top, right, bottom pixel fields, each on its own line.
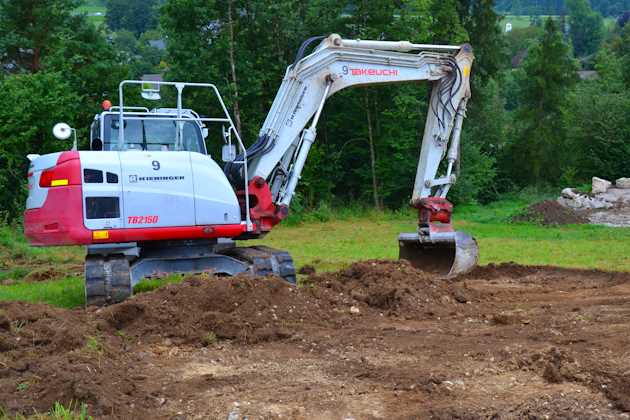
left=152, top=160, right=160, bottom=170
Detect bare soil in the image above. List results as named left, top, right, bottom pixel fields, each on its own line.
left=2, top=260, right=630, bottom=419
left=513, top=200, right=588, bottom=225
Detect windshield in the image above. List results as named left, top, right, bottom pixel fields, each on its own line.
left=104, top=115, right=205, bottom=153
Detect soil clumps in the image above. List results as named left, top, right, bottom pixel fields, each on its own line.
left=513, top=200, right=588, bottom=225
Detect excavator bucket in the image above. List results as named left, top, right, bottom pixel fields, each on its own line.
left=398, top=231, right=479, bottom=277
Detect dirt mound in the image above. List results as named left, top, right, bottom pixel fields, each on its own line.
left=513, top=200, right=588, bottom=225
left=2, top=261, right=630, bottom=418
left=462, top=262, right=541, bottom=280
left=0, top=302, right=146, bottom=417
left=308, top=260, right=478, bottom=316
left=100, top=274, right=335, bottom=345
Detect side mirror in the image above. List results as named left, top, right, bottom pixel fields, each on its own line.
left=52, top=123, right=73, bottom=140
left=222, top=144, right=237, bottom=162
left=202, top=127, right=209, bottom=138
left=53, top=122, right=78, bottom=151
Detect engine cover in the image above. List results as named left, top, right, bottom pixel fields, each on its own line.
left=25, top=151, right=243, bottom=246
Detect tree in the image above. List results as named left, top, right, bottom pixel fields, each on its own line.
left=0, top=3, right=127, bottom=219
left=566, top=0, right=604, bottom=57
left=564, top=29, right=630, bottom=182
left=459, top=0, right=506, bottom=82
left=106, top=0, right=158, bottom=36
left=567, top=83, right=630, bottom=182
left=429, top=0, right=467, bottom=44
left=0, top=73, right=81, bottom=218
left=505, top=18, right=577, bottom=185
left=0, top=0, right=78, bottom=72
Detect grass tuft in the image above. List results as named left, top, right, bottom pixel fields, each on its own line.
left=85, top=336, right=102, bottom=353
left=201, top=331, right=217, bottom=346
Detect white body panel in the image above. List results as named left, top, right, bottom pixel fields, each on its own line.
left=26, top=152, right=61, bottom=209
left=120, top=151, right=195, bottom=228
left=78, top=151, right=241, bottom=230
left=190, top=153, right=241, bottom=225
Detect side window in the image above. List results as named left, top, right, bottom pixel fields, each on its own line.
left=86, top=197, right=120, bottom=219
left=84, top=169, right=103, bottom=183
left=106, top=172, right=119, bottom=184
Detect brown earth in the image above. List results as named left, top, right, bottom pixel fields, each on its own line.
left=1, top=260, right=630, bottom=419
left=513, top=200, right=588, bottom=225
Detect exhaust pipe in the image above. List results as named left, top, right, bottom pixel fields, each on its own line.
left=398, top=230, right=479, bottom=277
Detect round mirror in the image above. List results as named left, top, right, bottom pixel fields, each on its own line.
left=52, top=122, right=72, bottom=140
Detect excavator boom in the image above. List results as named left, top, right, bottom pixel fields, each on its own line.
left=230, top=34, right=479, bottom=276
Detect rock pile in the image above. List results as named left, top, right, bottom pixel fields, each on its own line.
left=557, top=177, right=630, bottom=210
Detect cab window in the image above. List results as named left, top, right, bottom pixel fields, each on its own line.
left=103, top=115, right=205, bottom=153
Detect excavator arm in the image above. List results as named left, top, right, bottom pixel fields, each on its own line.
left=230, top=33, right=478, bottom=276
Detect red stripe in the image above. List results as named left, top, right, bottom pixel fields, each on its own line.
left=93, top=224, right=250, bottom=243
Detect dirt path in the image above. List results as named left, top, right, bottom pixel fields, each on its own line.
left=1, top=261, right=630, bottom=419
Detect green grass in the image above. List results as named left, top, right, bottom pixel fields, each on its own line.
left=0, top=401, right=93, bottom=420
left=2, top=196, right=630, bottom=309
left=75, top=4, right=106, bottom=26
left=0, top=276, right=83, bottom=308
left=500, top=15, right=618, bottom=32
left=500, top=15, right=540, bottom=30
left=255, top=201, right=630, bottom=273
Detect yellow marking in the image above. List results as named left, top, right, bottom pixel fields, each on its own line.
left=463, top=66, right=471, bottom=77
left=50, top=179, right=69, bottom=187
left=92, top=230, right=109, bottom=240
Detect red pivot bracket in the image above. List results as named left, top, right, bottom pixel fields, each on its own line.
left=414, top=197, right=453, bottom=228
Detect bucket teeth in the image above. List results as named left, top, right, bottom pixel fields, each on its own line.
left=398, top=231, right=478, bottom=277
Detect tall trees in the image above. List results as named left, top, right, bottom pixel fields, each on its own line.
left=0, top=73, right=81, bottom=217
left=429, top=0, right=467, bottom=44
left=106, top=0, right=158, bottom=36
left=564, top=23, right=630, bottom=182
left=460, top=0, right=506, bottom=82
left=506, top=18, right=577, bottom=185
left=0, top=1, right=126, bottom=219
left=566, top=0, right=604, bottom=57
left=0, top=0, right=78, bottom=72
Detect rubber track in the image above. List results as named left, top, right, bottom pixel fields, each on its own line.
left=223, top=246, right=297, bottom=284
left=85, top=256, right=132, bottom=307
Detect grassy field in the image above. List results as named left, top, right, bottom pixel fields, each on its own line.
left=499, top=15, right=617, bottom=31
left=2, top=197, right=630, bottom=309
left=76, top=2, right=106, bottom=26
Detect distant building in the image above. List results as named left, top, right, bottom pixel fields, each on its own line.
left=148, top=39, right=166, bottom=51
left=577, top=70, right=598, bottom=81
left=511, top=49, right=528, bottom=68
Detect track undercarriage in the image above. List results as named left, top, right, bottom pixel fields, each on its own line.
left=84, top=240, right=296, bottom=307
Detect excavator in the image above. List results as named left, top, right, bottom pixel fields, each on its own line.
left=24, top=34, right=479, bottom=306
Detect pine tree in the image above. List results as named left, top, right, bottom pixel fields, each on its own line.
left=0, top=0, right=78, bottom=72
left=506, top=18, right=577, bottom=185
left=105, top=0, right=159, bottom=36
left=429, top=0, right=468, bottom=44
left=566, top=0, right=604, bottom=57
left=460, top=0, right=506, bottom=82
